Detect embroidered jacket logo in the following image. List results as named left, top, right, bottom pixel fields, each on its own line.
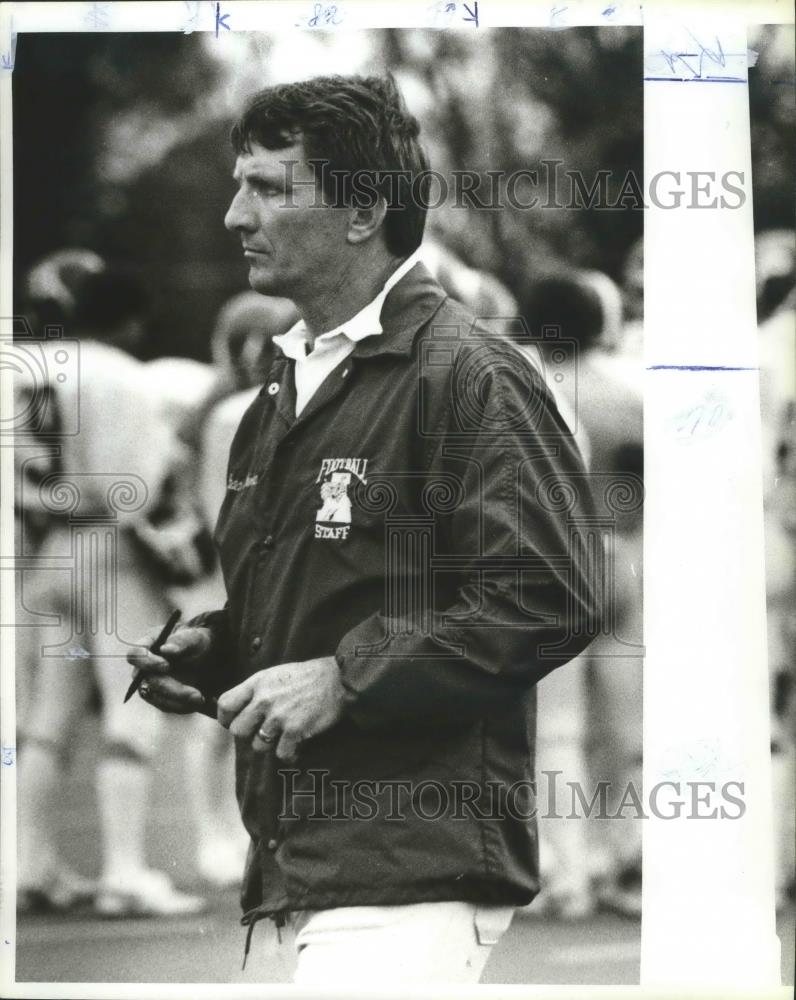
left=227, top=472, right=259, bottom=492
left=315, top=458, right=368, bottom=540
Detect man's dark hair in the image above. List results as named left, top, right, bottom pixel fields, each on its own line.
left=231, top=74, right=429, bottom=258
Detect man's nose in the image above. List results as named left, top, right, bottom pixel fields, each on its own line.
left=224, top=189, right=255, bottom=233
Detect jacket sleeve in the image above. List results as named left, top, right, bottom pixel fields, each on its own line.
left=184, top=605, right=238, bottom=701
left=335, top=338, right=602, bottom=731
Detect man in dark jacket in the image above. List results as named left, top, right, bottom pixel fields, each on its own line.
left=130, top=74, right=601, bottom=984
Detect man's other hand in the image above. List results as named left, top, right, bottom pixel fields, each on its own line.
left=126, top=625, right=214, bottom=715
left=217, top=656, right=346, bottom=760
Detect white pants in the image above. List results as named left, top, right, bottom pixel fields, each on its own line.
left=20, top=525, right=170, bottom=758
left=291, top=901, right=515, bottom=985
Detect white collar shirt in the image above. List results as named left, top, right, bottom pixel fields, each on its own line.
left=272, top=251, right=421, bottom=417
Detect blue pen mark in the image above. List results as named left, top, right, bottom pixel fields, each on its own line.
left=298, top=3, right=343, bottom=27
left=550, top=5, right=567, bottom=26
left=1, top=746, right=16, bottom=767
left=650, top=36, right=746, bottom=84
left=644, top=76, right=746, bottom=83
left=660, top=49, right=695, bottom=76
left=670, top=391, right=733, bottom=439
left=426, top=1, right=456, bottom=26
left=687, top=29, right=725, bottom=68
left=215, top=1, right=230, bottom=36
left=1, top=23, right=16, bottom=71
left=462, top=1, right=479, bottom=27
left=182, top=0, right=200, bottom=34
left=602, top=4, right=617, bottom=15
left=648, top=364, right=757, bottom=372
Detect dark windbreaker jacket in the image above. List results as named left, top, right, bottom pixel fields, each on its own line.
left=192, top=262, right=601, bottom=933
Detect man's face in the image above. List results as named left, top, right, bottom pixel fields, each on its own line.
left=225, top=140, right=350, bottom=299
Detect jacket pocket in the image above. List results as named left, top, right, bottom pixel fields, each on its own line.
left=238, top=741, right=281, bottom=845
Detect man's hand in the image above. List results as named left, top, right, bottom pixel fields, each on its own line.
left=217, top=656, right=346, bottom=760
left=126, top=625, right=214, bottom=715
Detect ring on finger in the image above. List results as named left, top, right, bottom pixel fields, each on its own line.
left=256, top=728, right=277, bottom=743
left=139, top=682, right=150, bottom=698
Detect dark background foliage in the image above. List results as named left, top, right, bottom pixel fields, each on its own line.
left=12, top=26, right=794, bottom=360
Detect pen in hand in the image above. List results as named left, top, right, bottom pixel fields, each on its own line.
left=124, top=608, right=182, bottom=704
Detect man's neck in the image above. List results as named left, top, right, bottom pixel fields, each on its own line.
left=296, top=253, right=406, bottom=347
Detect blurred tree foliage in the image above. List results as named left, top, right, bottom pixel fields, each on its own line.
left=748, top=25, right=796, bottom=234
left=13, top=32, right=235, bottom=359
left=384, top=27, right=644, bottom=305
left=12, top=26, right=794, bottom=360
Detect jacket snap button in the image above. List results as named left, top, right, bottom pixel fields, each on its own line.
left=267, top=382, right=279, bottom=396
left=267, top=838, right=278, bottom=852
left=262, top=535, right=274, bottom=549
left=250, top=636, right=262, bottom=652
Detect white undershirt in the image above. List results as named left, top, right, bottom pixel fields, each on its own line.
left=272, top=252, right=421, bottom=417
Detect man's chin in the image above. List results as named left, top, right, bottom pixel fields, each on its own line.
left=247, top=266, right=283, bottom=296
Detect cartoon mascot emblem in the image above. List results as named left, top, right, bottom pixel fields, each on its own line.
left=316, top=471, right=352, bottom=524
left=314, top=458, right=368, bottom=540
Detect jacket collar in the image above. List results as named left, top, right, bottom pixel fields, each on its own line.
left=273, top=252, right=422, bottom=358
left=352, top=261, right=448, bottom=358
left=266, top=260, right=448, bottom=374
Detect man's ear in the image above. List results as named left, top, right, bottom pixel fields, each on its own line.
left=346, top=197, right=388, bottom=245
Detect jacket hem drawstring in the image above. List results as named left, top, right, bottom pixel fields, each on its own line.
left=240, top=907, right=288, bottom=970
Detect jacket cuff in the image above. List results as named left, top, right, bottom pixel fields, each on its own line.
left=186, top=607, right=229, bottom=646
left=184, top=607, right=235, bottom=701
left=334, top=632, right=385, bottom=731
